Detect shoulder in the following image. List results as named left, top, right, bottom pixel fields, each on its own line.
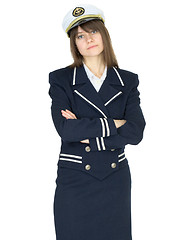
left=48, top=66, right=75, bottom=88
left=115, top=67, right=139, bottom=87
left=116, top=67, right=138, bottom=80
left=49, top=65, right=74, bottom=78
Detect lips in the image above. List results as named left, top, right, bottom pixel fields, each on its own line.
left=87, top=45, right=97, bottom=50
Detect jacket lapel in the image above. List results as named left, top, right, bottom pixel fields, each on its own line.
left=72, top=65, right=124, bottom=118
left=98, top=67, right=124, bottom=106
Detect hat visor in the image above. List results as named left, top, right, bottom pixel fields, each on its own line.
left=67, top=17, right=104, bottom=36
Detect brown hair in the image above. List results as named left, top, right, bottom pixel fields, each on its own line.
left=68, top=20, right=119, bottom=68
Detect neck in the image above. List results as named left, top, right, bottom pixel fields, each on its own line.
left=83, top=55, right=106, bottom=78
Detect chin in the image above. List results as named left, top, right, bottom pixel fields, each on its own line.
left=87, top=50, right=104, bottom=58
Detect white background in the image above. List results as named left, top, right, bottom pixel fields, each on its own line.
left=1, top=0, right=189, bottom=239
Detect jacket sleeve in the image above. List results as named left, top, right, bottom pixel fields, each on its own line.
left=88, top=74, right=146, bottom=151
left=48, top=71, right=117, bottom=142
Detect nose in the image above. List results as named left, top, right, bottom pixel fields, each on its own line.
left=86, top=33, right=93, bottom=43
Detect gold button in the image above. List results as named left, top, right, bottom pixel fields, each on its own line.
left=85, top=164, right=91, bottom=170
left=111, top=163, right=117, bottom=168
left=85, top=146, right=91, bottom=152
left=111, top=149, right=115, bottom=151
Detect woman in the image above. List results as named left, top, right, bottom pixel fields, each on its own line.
left=49, top=4, right=146, bottom=240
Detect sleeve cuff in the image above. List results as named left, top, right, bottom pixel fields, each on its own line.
left=99, top=118, right=117, bottom=137
left=89, top=137, right=106, bottom=151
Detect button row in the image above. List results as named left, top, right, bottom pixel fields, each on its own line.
left=85, top=146, right=115, bottom=152
left=85, top=163, right=117, bottom=171
left=84, top=145, right=116, bottom=170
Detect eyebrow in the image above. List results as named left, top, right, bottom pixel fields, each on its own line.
left=77, top=29, right=94, bottom=34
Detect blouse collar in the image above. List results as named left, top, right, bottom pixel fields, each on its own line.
left=83, top=62, right=107, bottom=81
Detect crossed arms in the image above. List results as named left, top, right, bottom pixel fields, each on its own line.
left=61, top=109, right=126, bottom=144
left=49, top=71, right=146, bottom=151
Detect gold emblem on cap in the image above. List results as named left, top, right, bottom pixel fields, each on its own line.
left=72, top=7, right=85, bottom=17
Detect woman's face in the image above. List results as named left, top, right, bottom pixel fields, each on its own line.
left=75, top=26, right=104, bottom=59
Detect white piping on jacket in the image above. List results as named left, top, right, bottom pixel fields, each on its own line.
left=113, top=67, right=124, bottom=86
left=72, top=67, right=76, bottom=85
left=59, top=153, right=82, bottom=164
left=104, top=91, right=122, bottom=106
left=118, top=152, right=126, bottom=162
left=74, top=90, right=107, bottom=118
left=59, top=158, right=82, bottom=164
left=60, top=153, right=82, bottom=159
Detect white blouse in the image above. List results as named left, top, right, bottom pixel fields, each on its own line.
left=83, top=63, right=107, bottom=92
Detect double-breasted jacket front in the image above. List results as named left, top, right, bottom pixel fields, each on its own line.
left=48, top=64, right=146, bottom=180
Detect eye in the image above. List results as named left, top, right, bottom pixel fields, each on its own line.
left=77, top=35, right=84, bottom=39
left=91, top=30, right=97, bottom=34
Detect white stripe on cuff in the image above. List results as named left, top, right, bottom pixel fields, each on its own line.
left=100, top=118, right=105, bottom=137
left=103, top=118, right=110, bottom=137
left=96, top=137, right=101, bottom=151
left=100, top=137, right=106, bottom=150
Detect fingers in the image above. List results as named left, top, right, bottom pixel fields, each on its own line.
left=61, top=110, right=72, bottom=119
left=65, top=109, right=77, bottom=119
left=61, top=109, right=77, bottom=119
left=113, top=119, right=126, bottom=128
left=61, top=110, right=69, bottom=119
left=80, top=139, right=89, bottom=144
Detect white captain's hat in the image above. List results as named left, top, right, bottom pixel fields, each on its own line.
left=62, top=4, right=105, bottom=37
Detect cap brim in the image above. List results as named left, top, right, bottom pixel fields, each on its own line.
left=67, top=16, right=104, bottom=37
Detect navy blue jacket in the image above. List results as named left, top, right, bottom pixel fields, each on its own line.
left=49, top=65, right=146, bottom=180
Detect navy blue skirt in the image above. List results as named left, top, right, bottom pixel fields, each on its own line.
left=54, top=161, right=132, bottom=240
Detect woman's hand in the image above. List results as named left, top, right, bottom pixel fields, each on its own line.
left=61, top=109, right=77, bottom=119
left=113, top=119, right=127, bottom=128
left=61, top=109, right=89, bottom=143
left=80, top=139, right=90, bottom=144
